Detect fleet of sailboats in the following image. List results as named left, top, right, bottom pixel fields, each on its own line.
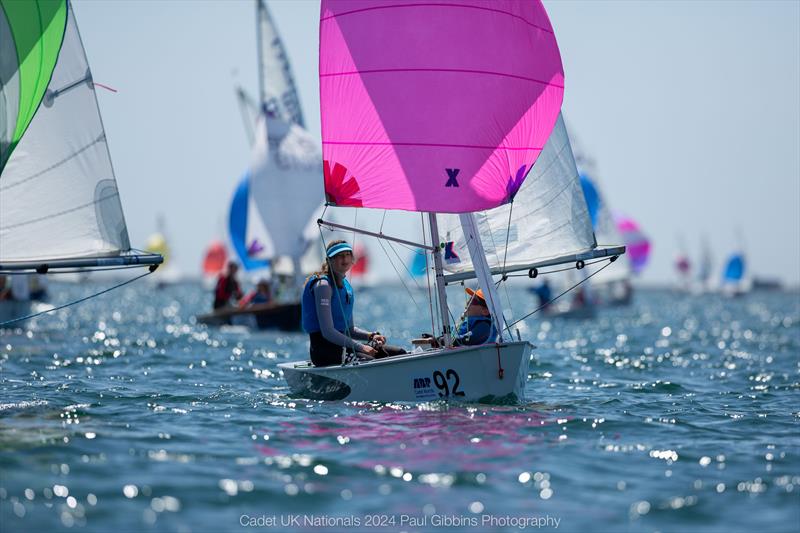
left=2, top=0, right=780, bottom=404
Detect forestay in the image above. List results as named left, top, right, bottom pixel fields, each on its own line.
left=0, top=1, right=158, bottom=270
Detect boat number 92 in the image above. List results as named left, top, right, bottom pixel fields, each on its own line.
left=433, top=369, right=465, bottom=397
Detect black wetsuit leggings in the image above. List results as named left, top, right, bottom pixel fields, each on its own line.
left=309, top=332, right=406, bottom=367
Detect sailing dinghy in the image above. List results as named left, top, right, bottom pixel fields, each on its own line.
left=199, top=0, right=323, bottom=331
left=0, top=0, right=161, bottom=320
left=279, top=0, right=624, bottom=402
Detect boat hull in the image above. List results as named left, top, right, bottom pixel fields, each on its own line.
left=196, top=302, right=301, bottom=331
left=278, top=341, right=532, bottom=403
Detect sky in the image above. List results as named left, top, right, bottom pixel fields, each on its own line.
left=71, top=0, right=800, bottom=286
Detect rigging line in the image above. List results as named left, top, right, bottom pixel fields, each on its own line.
left=376, top=237, right=420, bottom=309
left=0, top=267, right=157, bottom=328
left=375, top=238, right=420, bottom=253
left=499, top=200, right=516, bottom=322
left=504, top=258, right=614, bottom=330
left=384, top=238, right=423, bottom=291
left=422, top=213, right=436, bottom=339
left=379, top=210, right=388, bottom=234
left=352, top=209, right=358, bottom=252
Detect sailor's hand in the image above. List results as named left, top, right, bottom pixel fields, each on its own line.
left=360, top=345, right=377, bottom=358
left=372, top=334, right=387, bottom=346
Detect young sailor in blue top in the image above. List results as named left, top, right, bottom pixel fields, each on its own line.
left=302, top=240, right=406, bottom=367
left=453, top=288, right=498, bottom=346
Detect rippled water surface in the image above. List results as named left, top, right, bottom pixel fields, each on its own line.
left=1, top=281, right=798, bottom=532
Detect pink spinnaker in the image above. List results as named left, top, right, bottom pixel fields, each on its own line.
left=320, top=0, right=564, bottom=213
left=616, top=215, right=651, bottom=275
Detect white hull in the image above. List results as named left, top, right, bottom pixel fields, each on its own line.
left=278, top=341, right=532, bottom=403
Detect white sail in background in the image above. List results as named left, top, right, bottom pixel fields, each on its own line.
left=589, top=188, right=631, bottom=285
left=249, top=112, right=323, bottom=261
left=440, top=115, right=599, bottom=276
left=232, top=0, right=324, bottom=267
left=256, top=0, right=304, bottom=127
left=0, top=6, right=132, bottom=264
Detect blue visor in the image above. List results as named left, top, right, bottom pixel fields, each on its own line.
left=326, top=242, right=353, bottom=258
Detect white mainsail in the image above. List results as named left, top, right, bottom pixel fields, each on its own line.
left=231, top=1, right=324, bottom=272
left=440, top=115, right=621, bottom=281
left=249, top=113, right=322, bottom=261
left=586, top=178, right=632, bottom=285
left=0, top=2, right=159, bottom=272
left=256, top=0, right=304, bottom=128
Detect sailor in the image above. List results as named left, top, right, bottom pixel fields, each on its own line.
left=213, top=261, right=243, bottom=310
left=452, top=288, right=497, bottom=346
left=532, top=279, right=552, bottom=308
left=301, top=240, right=405, bottom=367
left=239, top=279, right=272, bottom=308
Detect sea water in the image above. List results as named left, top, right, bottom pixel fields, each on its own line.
left=0, top=281, right=798, bottom=532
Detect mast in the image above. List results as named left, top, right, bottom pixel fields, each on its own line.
left=428, top=213, right=451, bottom=347
left=255, top=0, right=266, bottom=106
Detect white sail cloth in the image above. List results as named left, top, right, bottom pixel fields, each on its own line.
left=589, top=191, right=631, bottom=284
left=440, top=114, right=596, bottom=275
left=257, top=0, right=304, bottom=127
left=248, top=113, right=324, bottom=261
left=0, top=6, right=130, bottom=263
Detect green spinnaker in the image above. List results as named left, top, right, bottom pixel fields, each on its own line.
left=0, top=0, right=67, bottom=172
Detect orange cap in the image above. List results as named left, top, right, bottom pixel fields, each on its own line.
left=464, top=287, right=486, bottom=304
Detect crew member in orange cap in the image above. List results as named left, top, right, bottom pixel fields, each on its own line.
left=453, top=287, right=498, bottom=346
